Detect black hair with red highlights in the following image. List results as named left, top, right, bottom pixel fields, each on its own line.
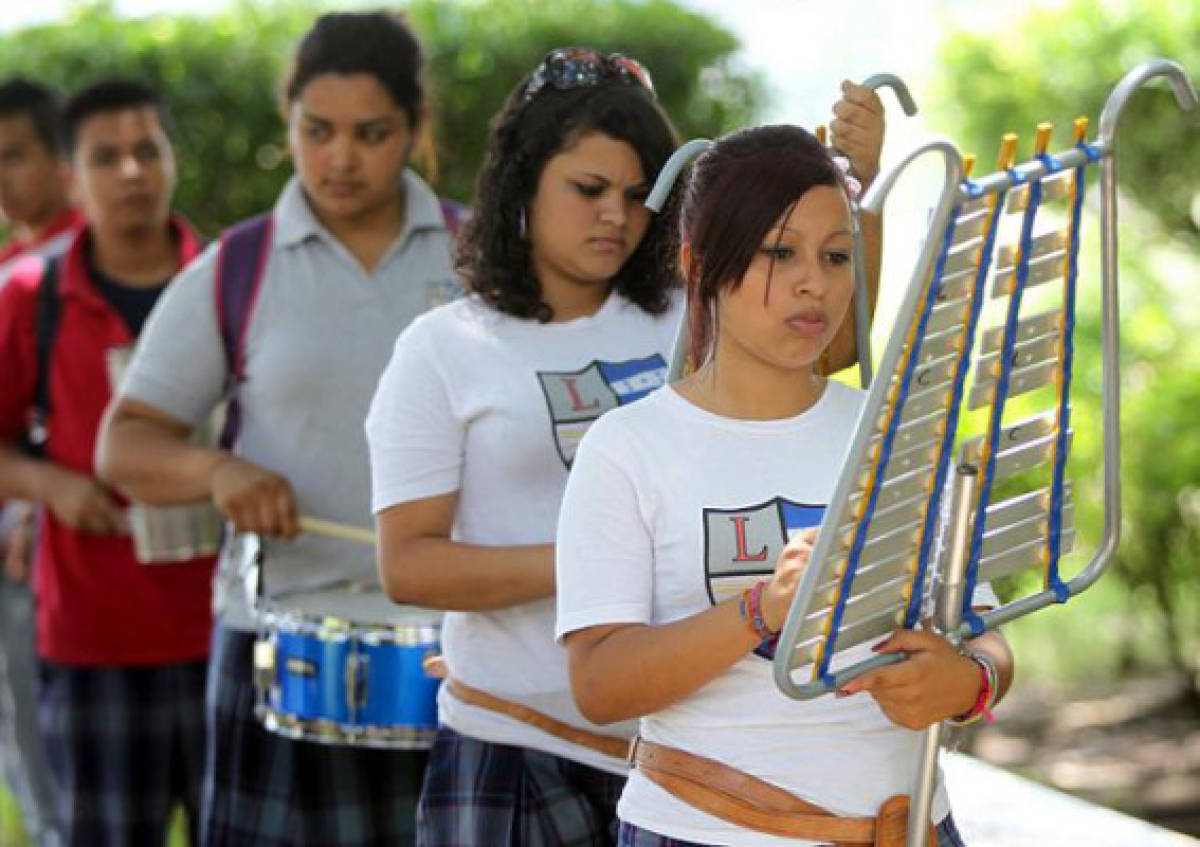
left=667, top=124, right=846, bottom=368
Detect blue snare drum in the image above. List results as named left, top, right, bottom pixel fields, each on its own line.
left=253, top=588, right=442, bottom=749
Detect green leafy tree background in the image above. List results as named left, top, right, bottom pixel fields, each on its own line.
left=0, top=0, right=763, bottom=236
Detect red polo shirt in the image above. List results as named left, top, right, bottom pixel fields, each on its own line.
left=0, top=219, right=216, bottom=666
left=0, top=206, right=85, bottom=266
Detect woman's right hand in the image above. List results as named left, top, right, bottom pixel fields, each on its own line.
left=209, top=455, right=299, bottom=539
left=760, top=527, right=818, bottom=633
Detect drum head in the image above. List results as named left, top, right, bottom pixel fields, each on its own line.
left=268, top=586, right=441, bottom=628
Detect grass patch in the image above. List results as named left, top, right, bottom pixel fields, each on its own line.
left=0, top=787, right=28, bottom=847
left=0, top=786, right=190, bottom=846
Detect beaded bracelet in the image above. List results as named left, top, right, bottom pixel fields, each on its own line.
left=738, top=580, right=776, bottom=641
left=948, top=648, right=998, bottom=726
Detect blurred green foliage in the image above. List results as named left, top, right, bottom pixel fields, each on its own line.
left=937, top=0, right=1199, bottom=240
left=936, top=0, right=1200, bottom=697
left=0, top=0, right=763, bottom=236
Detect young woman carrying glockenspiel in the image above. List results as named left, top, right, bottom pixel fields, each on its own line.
left=555, top=124, right=1013, bottom=847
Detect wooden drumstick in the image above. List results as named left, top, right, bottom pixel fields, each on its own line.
left=298, top=515, right=376, bottom=546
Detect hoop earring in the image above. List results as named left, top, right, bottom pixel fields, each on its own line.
left=518, top=208, right=528, bottom=239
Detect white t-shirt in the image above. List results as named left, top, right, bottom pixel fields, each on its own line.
left=365, top=289, right=683, bottom=774
left=556, top=382, right=989, bottom=845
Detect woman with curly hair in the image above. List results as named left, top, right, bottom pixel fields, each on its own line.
left=365, top=49, right=884, bottom=845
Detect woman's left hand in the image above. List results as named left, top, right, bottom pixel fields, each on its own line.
left=830, top=80, right=885, bottom=191
left=835, top=629, right=981, bottom=730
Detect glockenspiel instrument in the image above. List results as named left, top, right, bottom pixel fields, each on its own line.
left=764, top=59, right=1197, bottom=847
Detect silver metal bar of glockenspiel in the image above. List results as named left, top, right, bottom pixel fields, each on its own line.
left=980, top=308, right=1061, bottom=353
left=976, top=333, right=1061, bottom=380
left=995, top=228, right=1068, bottom=268
left=976, top=530, right=1076, bottom=583
left=991, top=251, right=1068, bottom=297
left=936, top=270, right=976, bottom=304
left=907, top=464, right=978, bottom=847
left=1007, top=170, right=1073, bottom=212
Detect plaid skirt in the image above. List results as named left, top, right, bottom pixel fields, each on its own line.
left=38, top=657, right=208, bottom=846
left=617, top=812, right=969, bottom=846
left=417, top=725, right=626, bottom=847
left=201, top=625, right=427, bottom=847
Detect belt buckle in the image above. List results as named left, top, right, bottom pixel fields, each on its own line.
left=626, top=735, right=641, bottom=765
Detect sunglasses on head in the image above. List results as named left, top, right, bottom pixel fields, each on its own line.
left=522, top=47, right=655, bottom=103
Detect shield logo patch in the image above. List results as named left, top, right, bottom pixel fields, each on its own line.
left=537, top=354, right=668, bottom=467
left=703, top=498, right=825, bottom=659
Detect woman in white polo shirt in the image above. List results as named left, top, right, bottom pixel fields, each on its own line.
left=365, top=52, right=885, bottom=845
left=555, top=125, right=1014, bottom=847
left=97, top=11, right=457, bottom=845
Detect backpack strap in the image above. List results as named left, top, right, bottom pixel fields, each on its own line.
left=25, top=258, right=61, bottom=458
left=214, top=214, right=273, bottom=449
left=439, top=199, right=468, bottom=240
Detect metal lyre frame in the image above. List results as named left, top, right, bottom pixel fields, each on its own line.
left=647, top=73, right=919, bottom=386
left=762, top=60, right=1197, bottom=847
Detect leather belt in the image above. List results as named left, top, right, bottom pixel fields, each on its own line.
left=629, top=736, right=933, bottom=847
left=445, top=677, right=629, bottom=760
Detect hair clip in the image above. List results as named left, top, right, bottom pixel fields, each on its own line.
left=832, top=154, right=862, bottom=201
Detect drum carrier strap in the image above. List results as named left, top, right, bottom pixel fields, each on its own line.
left=628, top=737, right=934, bottom=847
left=445, top=677, right=629, bottom=760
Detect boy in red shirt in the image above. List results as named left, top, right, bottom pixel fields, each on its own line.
left=0, top=79, right=214, bottom=845
left=0, top=77, right=81, bottom=279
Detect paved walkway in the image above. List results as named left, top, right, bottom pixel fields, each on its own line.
left=945, top=752, right=1198, bottom=846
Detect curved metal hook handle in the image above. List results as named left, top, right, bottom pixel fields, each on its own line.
left=1099, top=59, right=1198, bottom=144
left=859, top=136, right=963, bottom=218
left=861, top=72, right=919, bottom=117
left=645, top=138, right=713, bottom=213
left=841, top=73, right=918, bottom=389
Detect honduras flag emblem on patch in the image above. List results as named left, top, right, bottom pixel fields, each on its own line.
left=537, top=354, right=668, bottom=467
left=703, top=498, right=826, bottom=659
